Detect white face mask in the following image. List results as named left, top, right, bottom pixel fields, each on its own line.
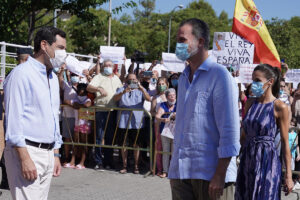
left=45, top=45, right=67, bottom=69
left=51, top=50, right=67, bottom=69
left=168, top=100, right=176, bottom=106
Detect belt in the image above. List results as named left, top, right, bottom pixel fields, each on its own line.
left=25, top=139, right=55, bottom=150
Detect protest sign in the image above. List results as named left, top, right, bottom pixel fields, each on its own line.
left=100, top=46, right=125, bottom=64
left=65, top=55, right=90, bottom=77
left=162, top=52, right=185, bottom=72
left=211, top=32, right=254, bottom=66
left=79, top=61, right=94, bottom=70
left=234, top=64, right=257, bottom=83
left=142, top=63, right=152, bottom=71
left=285, top=69, right=300, bottom=83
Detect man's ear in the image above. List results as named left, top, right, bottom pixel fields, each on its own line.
left=198, top=38, right=205, bottom=48
left=40, top=40, right=47, bottom=52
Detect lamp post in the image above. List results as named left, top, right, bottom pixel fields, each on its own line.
left=167, top=5, right=183, bottom=53
left=108, top=0, right=112, bottom=46
left=54, top=9, right=60, bottom=28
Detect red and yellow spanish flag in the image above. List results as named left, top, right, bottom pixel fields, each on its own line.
left=232, top=0, right=281, bottom=68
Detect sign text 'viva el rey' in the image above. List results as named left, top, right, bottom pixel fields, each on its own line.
left=212, top=32, right=254, bottom=65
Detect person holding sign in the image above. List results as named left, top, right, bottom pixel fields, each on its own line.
left=168, top=18, right=240, bottom=200
left=87, top=59, right=123, bottom=170
left=235, top=64, right=294, bottom=199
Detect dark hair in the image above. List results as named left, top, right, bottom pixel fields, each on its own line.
left=77, top=83, right=88, bottom=96
left=17, top=47, right=33, bottom=56
left=253, top=64, right=281, bottom=98
left=179, top=18, right=210, bottom=50
left=125, top=73, right=136, bottom=80
left=34, top=26, right=66, bottom=53
left=245, top=84, right=252, bottom=97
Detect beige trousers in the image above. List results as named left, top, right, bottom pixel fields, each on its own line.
left=170, top=179, right=235, bottom=200
left=4, top=145, right=54, bottom=200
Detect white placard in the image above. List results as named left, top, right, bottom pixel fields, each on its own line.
left=235, top=64, right=257, bottom=83
left=285, top=69, right=300, bottom=83
left=152, top=64, right=168, bottom=77
left=162, top=52, right=185, bottom=72
left=65, top=55, right=89, bottom=77
left=79, top=61, right=94, bottom=70
left=211, top=32, right=254, bottom=66
left=143, top=63, right=152, bottom=71
left=100, top=46, right=125, bottom=64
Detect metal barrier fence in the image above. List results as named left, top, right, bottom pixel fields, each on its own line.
left=61, top=105, right=153, bottom=176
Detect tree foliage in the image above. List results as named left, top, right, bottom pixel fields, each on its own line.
left=0, top=0, right=136, bottom=44
left=0, top=0, right=299, bottom=68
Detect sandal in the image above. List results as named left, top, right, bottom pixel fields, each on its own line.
left=133, top=167, right=140, bottom=174
left=120, top=168, right=127, bottom=174
left=63, top=163, right=75, bottom=169
left=159, top=173, right=167, bottom=178
left=75, top=164, right=86, bottom=170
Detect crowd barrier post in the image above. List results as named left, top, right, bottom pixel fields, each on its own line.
left=61, top=105, right=154, bottom=176
left=152, top=112, right=174, bottom=176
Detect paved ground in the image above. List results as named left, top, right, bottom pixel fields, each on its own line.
left=1, top=167, right=300, bottom=200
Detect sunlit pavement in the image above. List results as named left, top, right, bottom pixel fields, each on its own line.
left=1, top=168, right=299, bottom=200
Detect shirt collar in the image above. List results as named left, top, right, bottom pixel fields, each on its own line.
left=28, top=56, right=48, bottom=74
left=183, top=56, right=212, bottom=77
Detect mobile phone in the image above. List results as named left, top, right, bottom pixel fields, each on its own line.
left=143, top=71, right=153, bottom=77
left=129, top=83, right=139, bottom=89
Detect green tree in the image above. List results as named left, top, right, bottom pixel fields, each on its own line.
left=0, top=0, right=136, bottom=45
left=133, top=0, right=156, bottom=23
left=267, top=18, right=300, bottom=68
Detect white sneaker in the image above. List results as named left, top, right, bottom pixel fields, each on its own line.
left=293, top=182, right=300, bottom=190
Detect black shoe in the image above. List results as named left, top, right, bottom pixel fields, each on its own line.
left=0, top=182, right=9, bottom=190
left=94, top=164, right=105, bottom=171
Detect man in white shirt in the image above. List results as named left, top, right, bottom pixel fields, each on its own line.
left=87, top=59, right=123, bottom=170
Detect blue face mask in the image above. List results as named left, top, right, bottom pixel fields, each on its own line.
left=279, top=90, right=284, bottom=96
left=175, top=42, right=198, bottom=61
left=71, top=76, right=79, bottom=84
left=103, top=67, right=113, bottom=75
left=150, top=78, right=157, bottom=85
left=53, top=67, right=59, bottom=73
left=251, top=80, right=269, bottom=98
left=171, top=79, right=178, bottom=87
left=175, top=43, right=190, bottom=61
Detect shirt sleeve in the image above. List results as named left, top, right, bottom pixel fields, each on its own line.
left=89, top=74, right=100, bottom=88
left=4, top=69, right=27, bottom=147
left=116, top=87, right=124, bottom=95
left=213, top=67, right=241, bottom=158
left=54, top=124, right=63, bottom=149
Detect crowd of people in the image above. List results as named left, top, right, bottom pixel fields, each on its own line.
left=56, top=56, right=179, bottom=175
left=1, top=18, right=300, bottom=200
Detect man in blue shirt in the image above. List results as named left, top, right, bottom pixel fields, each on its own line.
left=4, top=27, right=65, bottom=200
left=169, top=18, right=240, bottom=200
left=113, top=73, right=151, bottom=174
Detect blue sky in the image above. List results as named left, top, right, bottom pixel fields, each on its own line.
left=101, top=0, right=300, bottom=20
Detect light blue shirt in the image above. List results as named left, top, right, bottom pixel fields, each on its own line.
left=116, top=87, right=145, bottom=129
left=168, top=57, right=240, bottom=182
left=4, top=56, right=63, bottom=149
